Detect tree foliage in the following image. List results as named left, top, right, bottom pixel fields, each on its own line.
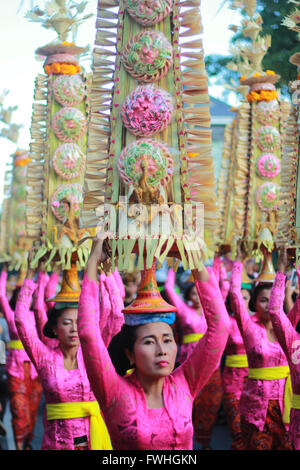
left=205, top=0, right=300, bottom=95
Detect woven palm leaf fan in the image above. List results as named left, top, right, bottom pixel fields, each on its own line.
left=80, top=0, right=219, bottom=273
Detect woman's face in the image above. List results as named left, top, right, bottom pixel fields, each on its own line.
left=127, top=322, right=178, bottom=379
left=255, top=288, right=271, bottom=321
left=241, top=289, right=251, bottom=309
left=53, top=308, right=79, bottom=348
left=125, top=282, right=138, bottom=300
left=189, top=286, right=201, bottom=308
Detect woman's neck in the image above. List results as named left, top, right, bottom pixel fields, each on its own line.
left=260, top=317, right=277, bottom=343
left=59, top=343, right=79, bottom=370
left=136, top=372, right=165, bottom=409
left=194, top=305, right=202, bottom=315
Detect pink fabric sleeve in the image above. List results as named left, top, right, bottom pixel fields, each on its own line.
left=45, top=272, right=60, bottom=310
left=286, top=267, right=300, bottom=328
left=219, top=264, right=230, bottom=301
left=229, top=261, right=253, bottom=337
left=212, top=257, right=222, bottom=283
left=99, top=273, right=112, bottom=348
left=104, top=274, right=124, bottom=344
left=0, top=270, right=17, bottom=336
left=33, top=271, right=57, bottom=347
left=268, top=272, right=296, bottom=357
left=15, top=278, right=49, bottom=369
left=164, top=269, right=191, bottom=322
left=113, top=269, right=126, bottom=300
left=78, top=273, right=124, bottom=408
left=33, top=271, right=49, bottom=338
left=174, top=267, right=230, bottom=397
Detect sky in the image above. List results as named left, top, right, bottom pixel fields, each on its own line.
left=0, top=0, right=241, bottom=201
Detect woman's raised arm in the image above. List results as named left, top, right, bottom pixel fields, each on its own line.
left=175, top=266, right=230, bottom=397
left=78, top=239, right=124, bottom=410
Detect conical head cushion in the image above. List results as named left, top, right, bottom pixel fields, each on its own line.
left=122, top=261, right=176, bottom=314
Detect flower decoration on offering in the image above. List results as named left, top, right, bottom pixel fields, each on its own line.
left=50, top=183, right=83, bottom=223
left=121, top=85, right=174, bottom=137
left=44, top=63, right=81, bottom=75
left=53, top=75, right=85, bottom=107
left=256, top=182, right=280, bottom=212
left=124, top=0, right=172, bottom=26
left=52, top=107, right=87, bottom=143
left=52, top=143, right=86, bottom=180
left=255, top=100, right=280, bottom=125
left=121, top=30, right=173, bottom=82
left=43, top=51, right=82, bottom=75
left=247, top=88, right=278, bottom=103
left=255, top=125, right=281, bottom=152
left=117, top=139, right=173, bottom=191
left=256, top=153, right=281, bottom=179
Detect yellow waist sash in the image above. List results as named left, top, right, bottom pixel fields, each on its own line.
left=9, top=340, right=24, bottom=350
left=182, top=333, right=204, bottom=344
left=225, top=354, right=248, bottom=368
left=248, top=366, right=292, bottom=425
left=46, top=401, right=112, bottom=450
left=292, top=394, right=300, bottom=409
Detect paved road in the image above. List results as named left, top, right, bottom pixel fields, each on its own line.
left=0, top=393, right=232, bottom=451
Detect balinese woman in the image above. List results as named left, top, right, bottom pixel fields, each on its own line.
left=0, top=264, right=42, bottom=450
left=164, top=258, right=225, bottom=449
left=229, top=241, right=293, bottom=450
left=268, top=245, right=300, bottom=450
left=77, top=237, right=230, bottom=450
left=14, top=252, right=113, bottom=450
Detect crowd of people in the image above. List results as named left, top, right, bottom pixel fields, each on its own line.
left=0, top=238, right=299, bottom=451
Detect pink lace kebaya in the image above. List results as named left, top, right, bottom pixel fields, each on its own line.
left=78, top=268, right=230, bottom=450
left=230, top=261, right=289, bottom=431
left=0, top=270, right=38, bottom=381
left=268, top=270, right=300, bottom=449
left=222, top=316, right=248, bottom=400
left=14, top=271, right=124, bottom=450
left=164, top=268, right=207, bottom=364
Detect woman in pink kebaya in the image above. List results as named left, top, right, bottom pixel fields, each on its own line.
left=0, top=265, right=42, bottom=450
left=77, top=238, right=230, bottom=450
left=230, top=241, right=292, bottom=450
left=164, top=258, right=226, bottom=449
left=13, top=253, right=123, bottom=450
left=268, top=245, right=300, bottom=450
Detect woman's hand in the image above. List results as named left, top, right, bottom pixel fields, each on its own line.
left=26, top=244, right=38, bottom=280
left=38, top=258, right=46, bottom=273
left=1, top=262, right=8, bottom=273
left=191, top=265, right=210, bottom=282
left=86, top=237, right=111, bottom=281
left=236, top=240, right=247, bottom=262
left=277, top=244, right=288, bottom=274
